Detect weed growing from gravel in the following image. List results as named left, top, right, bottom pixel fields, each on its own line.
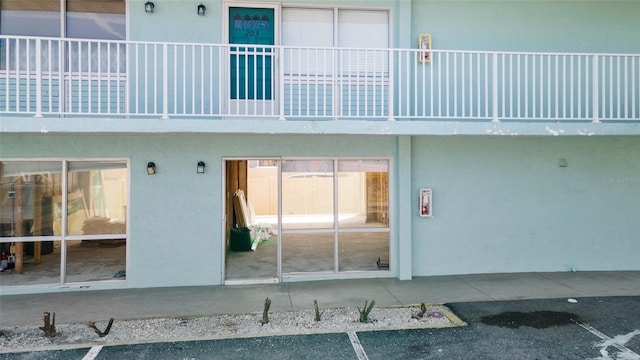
left=313, top=300, right=324, bottom=322
left=260, top=298, right=272, bottom=325
left=357, top=300, right=376, bottom=323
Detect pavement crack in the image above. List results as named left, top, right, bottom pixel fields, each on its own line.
left=285, top=283, right=293, bottom=310
left=462, top=280, right=495, bottom=300
left=379, top=281, right=403, bottom=306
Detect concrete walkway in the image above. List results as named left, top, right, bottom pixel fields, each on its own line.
left=1, top=271, right=638, bottom=327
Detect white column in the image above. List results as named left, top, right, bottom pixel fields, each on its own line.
left=396, top=136, right=412, bottom=280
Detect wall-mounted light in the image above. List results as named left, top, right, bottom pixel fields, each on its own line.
left=144, top=1, right=155, bottom=14
left=147, top=162, right=156, bottom=175
left=197, top=161, right=206, bottom=174
left=197, top=3, right=206, bottom=16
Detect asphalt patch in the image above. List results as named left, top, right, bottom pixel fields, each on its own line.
left=480, top=311, right=579, bottom=329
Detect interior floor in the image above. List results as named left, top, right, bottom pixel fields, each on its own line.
left=0, top=240, right=126, bottom=286
left=225, top=231, right=390, bottom=280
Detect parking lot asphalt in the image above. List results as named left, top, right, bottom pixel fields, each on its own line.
left=1, top=271, right=639, bottom=359
left=2, top=296, right=639, bottom=359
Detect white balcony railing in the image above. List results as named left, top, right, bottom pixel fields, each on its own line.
left=1, top=36, right=639, bottom=122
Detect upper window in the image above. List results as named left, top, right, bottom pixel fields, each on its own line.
left=1, top=1, right=126, bottom=72
left=0, top=0, right=125, bottom=39
left=282, top=7, right=389, bottom=76
left=282, top=8, right=388, bottom=48
left=0, top=0, right=61, bottom=37
left=66, top=0, right=125, bottom=40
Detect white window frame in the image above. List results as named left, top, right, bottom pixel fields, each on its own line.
left=222, top=156, right=393, bottom=284
left=0, top=158, right=130, bottom=288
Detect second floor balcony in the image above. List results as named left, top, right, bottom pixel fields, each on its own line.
left=1, top=35, right=639, bottom=123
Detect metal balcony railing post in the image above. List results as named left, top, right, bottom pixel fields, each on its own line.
left=592, top=54, right=600, bottom=123
left=161, top=43, right=169, bottom=120
left=124, top=42, right=130, bottom=118
left=387, top=49, right=395, bottom=121
left=492, top=52, right=500, bottom=122
left=278, top=46, right=285, bottom=120
left=59, top=39, right=66, bottom=116
left=333, top=48, right=338, bottom=120
left=34, top=38, right=43, bottom=118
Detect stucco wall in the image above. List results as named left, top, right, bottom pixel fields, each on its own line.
left=411, top=1, right=640, bottom=53
left=0, top=133, right=398, bottom=290
left=2, top=132, right=639, bottom=292
left=127, top=0, right=403, bottom=44
left=127, top=0, right=640, bottom=52
left=128, top=0, right=223, bottom=43
left=411, top=135, right=640, bottom=276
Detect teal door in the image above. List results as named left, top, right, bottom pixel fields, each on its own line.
left=229, top=7, right=274, bottom=100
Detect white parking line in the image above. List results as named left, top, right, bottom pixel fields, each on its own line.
left=347, top=332, right=369, bottom=360
left=82, top=345, right=104, bottom=360
left=573, top=320, right=640, bottom=360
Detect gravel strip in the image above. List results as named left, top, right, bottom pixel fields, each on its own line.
left=0, top=305, right=461, bottom=352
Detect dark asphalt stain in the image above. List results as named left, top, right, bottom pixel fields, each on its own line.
left=480, top=311, right=579, bottom=329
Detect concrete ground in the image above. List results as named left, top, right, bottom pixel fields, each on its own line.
left=1, top=271, right=638, bottom=328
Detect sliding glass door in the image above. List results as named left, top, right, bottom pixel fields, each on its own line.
left=280, top=159, right=390, bottom=275
left=280, top=160, right=335, bottom=273
left=225, top=157, right=390, bottom=282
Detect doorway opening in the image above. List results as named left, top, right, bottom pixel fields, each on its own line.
left=223, top=158, right=391, bottom=284
left=224, top=159, right=278, bottom=283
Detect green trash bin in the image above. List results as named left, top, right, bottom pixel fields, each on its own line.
left=230, top=227, right=252, bottom=251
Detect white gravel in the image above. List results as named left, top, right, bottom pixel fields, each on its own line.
left=0, top=305, right=461, bottom=352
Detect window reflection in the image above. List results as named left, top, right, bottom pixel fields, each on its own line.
left=67, top=12, right=125, bottom=40
left=278, top=159, right=390, bottom=275
left=0, top=2, right=126, bottom=73
left=0, top=161, right=63, bottom=238
left=1, top=161, right=62, bottom=285
left=0, top=10, right=61, bottom=37
left=66, top=162, right=127, bottom=236
left=338, top=160, right=389, bottom=228
left=281, top=160, right=334, bottom=230
left=338, top=231, right=389, bottom=272
left=0, top=160, right=128, bottom=287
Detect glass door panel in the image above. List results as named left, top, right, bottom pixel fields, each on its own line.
left=338, top=231, right=389, bottom=272
left=281, top=160, right=334, bottom=230
left=281, top=159, right=335, bottom=274
left=337, top=160, right=390, bottom=272
left=337, top=160, right=389, bottom=228
left=282, top=232, right=334, bottom=273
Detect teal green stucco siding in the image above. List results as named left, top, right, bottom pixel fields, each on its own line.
left=0, top=133, right=399, bottom=291
left=411, top=1, right=640, bottom=53
left=411, top=135, right=640, bottom=276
